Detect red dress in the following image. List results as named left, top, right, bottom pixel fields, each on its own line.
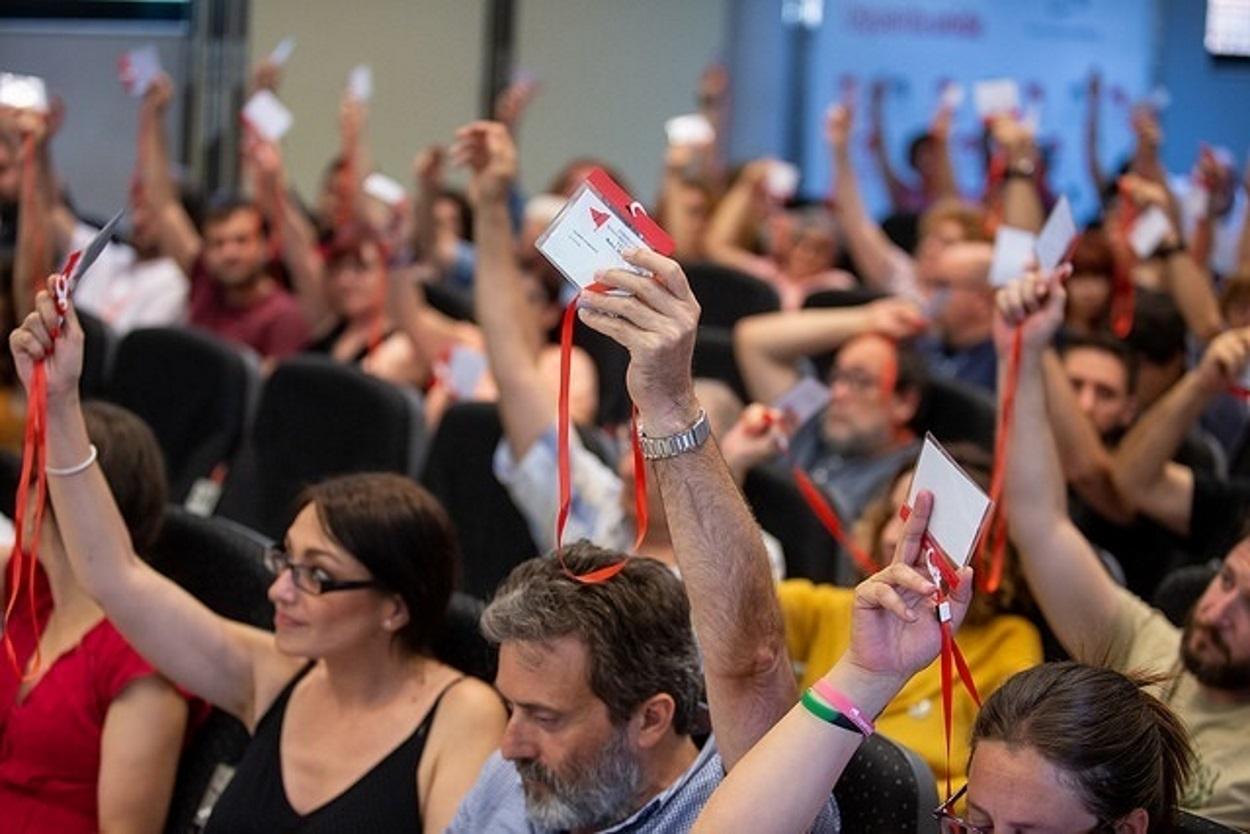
left=0, top=559, right=194, bottom=833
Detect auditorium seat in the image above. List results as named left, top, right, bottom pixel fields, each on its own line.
left=910, top=375, right=996, bottom=452
left=214, top=355, right=427, bottom=539
left=420, top=401, right=538, bottom=600
left=77, top=309, right=117, bottom=400
left=424, top=281, right=475, bottom=322
left=433, top=592, right=498, bottom=683
left=1176, top=811, right=1240, bottom=833
left=743, top=464, right=841, bottom=585
left=571, top=317, right=633, bottom=427
left=833, top=733, right=940, bottom=833
left=1153, top=562, right=1218, bottom=628
left=683, top=261, right=781, bottom=328
left=106, top=327, right=259, bottom=503
left=692, top=326, right=750, bottom=403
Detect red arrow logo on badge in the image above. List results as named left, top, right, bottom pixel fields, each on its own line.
left=589, top=206, right=611, bottom=229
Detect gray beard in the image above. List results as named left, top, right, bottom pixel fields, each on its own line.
left=515, top=725, right=644, bottom=832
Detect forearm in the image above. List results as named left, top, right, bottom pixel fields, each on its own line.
left=277, top=195, right=331, bottom=327
left=834, top=148, right=898, bottom=289
left=703, top=181, right=765, bottom=276
left=14, top=140, right=54, bottom=318
left=651, top=432, right=793, bottom=770
left=137, top=104, right=174, bottom=208
left=930, top=137, right=958, bottom=200
left=1163, top=250, right=1222, bottom=343
left=1085, top=107, right=1107, bottom=198
left=1112, top=370, right=1213, bottom=503
left=1005, top=349, right=1069, bottom=534
left=1001, top=177, right=1045, bottom=233
left=1041, top=352, right=1131, bottom=522
left=693, top=658, right=898, bottom=833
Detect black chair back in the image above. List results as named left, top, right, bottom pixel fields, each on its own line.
left=1176, top=811, right=1240, bottom=833
left=215, top=355, right=426, bottom=539
left=683, top=261, right=780, bottom=328
left=833, top=733, right=940, bottom=833
left=1152, top=563, right=1218, bottom=628
left=106, top=327, right=258, bottom=502
left=420, top=402, right=539, bottom=600
left=692, top=326, right=750, bottom=403
left=910, top=375, right=996, bottom=452
left=433, top=592, right=498, bottom=683
left=78, top=309, right=117, bottom=399
left=743, top=465, right=840, bottom=584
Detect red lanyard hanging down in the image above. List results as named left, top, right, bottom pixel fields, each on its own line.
left=3, top=250, right=80, bottom=681
left=1110, top=181, right=1140, bottom=339
left=900, top=503, right=982, bottom=799
left=555, top=285, right=644, bottom=584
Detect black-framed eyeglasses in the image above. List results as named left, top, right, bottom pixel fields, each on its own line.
left=933, top=784, right=1115, bottom=834
left=263, top=547, right=380, bottom=596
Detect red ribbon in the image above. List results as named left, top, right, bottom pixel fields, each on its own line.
left=554, top=289, right=644, bottom=584
left=974, top=327, right=1021, bottom=595
left=1110, top=183, right=1139, bottom=338
left=792, top=467, right=878, bottom=577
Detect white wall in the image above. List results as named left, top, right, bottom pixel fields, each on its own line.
left=248, top=1, right=485, bottom=201
left=249, top=0, right=728, bottom=205
left=0, top=21, right=189, bottom=222
left=513, top=0, right=727, bottom=203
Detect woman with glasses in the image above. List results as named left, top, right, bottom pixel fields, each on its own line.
left=9, top=281, right=508, bottom=833
left=693, top=489, right=1193, bottom=834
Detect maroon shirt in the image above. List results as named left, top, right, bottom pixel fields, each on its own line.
left=188, top=256, right=308, bottom=359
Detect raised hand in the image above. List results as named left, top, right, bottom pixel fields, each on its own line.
left=992, top=265, right=1071, bottom=354
left=451, top=121, right=517, bottom=206
left=1198, top=328, right=1250, bottom=392
left=9, top=277, right=84, bottom=401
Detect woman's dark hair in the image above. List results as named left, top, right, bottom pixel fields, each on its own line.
left=297, top=473, right=458, bottom=654
left=971, top=662, right=1193, bottom=833
left=82, top=401, right=168, bottom=555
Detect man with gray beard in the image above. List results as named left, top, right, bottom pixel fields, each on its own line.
left=998, top=269, right=1250, bottom=831
left=446, top=121, right=838, bottom=833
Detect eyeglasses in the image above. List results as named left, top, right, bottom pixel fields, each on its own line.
left=263, top=547, right=380, bottom=596
left=829, top=367, right=884, bottom=394
left=933, top=784, right=1116, bottom=834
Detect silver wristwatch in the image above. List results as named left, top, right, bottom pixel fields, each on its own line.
left=638, top=410, right=711, bottom=460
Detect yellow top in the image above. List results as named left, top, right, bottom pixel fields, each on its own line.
left=778, top=578, right=1043, bottom=793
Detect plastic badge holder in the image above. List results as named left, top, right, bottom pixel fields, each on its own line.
left=535, top=167, right=675, bottom=294
left=0, top=73, right=49, bottom=113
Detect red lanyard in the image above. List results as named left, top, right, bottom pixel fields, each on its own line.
left=1110, top=183, right=1139, bottom=338
left=982, top=150, right=1008, bottom=237
left=901, top=503, right=982, bottom=799
left=976, top=327, right=1021, bottom=595
left=554, top=290, right=641, bottom=584
left=2, top=249, right=80, bottom=681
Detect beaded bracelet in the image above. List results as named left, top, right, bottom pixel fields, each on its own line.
left=800, top=689, right=863, bottom=735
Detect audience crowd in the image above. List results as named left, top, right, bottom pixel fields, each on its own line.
left=0, top=45, right=1248, bottom=834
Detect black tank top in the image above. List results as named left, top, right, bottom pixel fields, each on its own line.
left=203, top=664, right=462, bottom=834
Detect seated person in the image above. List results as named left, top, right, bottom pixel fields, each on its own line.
left=775, top=447, right=1042, bottom=791
left=703, top=161, right=855, bottom=310
left=443, top=167, right=837, bottom=827
left=0, top=401, right=199, bottom=833
left=10, top=283, right=507, bottom=833
left=998, top=269, right=1250, bottom=829
left=1063, top=228, right=1115, bottom=336
left=136, top=75, right=307, bottom=360
left=734, top=298, right=925, bottom=582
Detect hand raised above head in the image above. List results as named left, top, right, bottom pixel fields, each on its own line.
left=9, top=277, right=84, bottom=402
left=451, top=121, right=517, bottom=205
left=992, top=264, right=1071, bottom=354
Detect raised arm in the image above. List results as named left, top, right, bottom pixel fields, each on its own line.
left=997, top=271, right=1131, bottom=661
left=137, top=74, right=200, bottom=276
left=576, top=249, right=791, bottom=771
left=1041, top=350, right=1132, bottom=523
left=927, top=100, right=959, bottom=202
left=10, top=111, right=56, bottom=319
left=1239, top=166, right=1250, bottom=275
left=827, top=103, right=911, bottom=291
left=734, top=297, right=926, bottom=404
left=867, top=80, right=910, bottom=212
left=1111, top=329, right=1250, bottom=535
left=454, top=121, right=553, bottom=458
left=10, top=285, right=299, bottom=728
left=992, top=115, right=1045, bottom=233
left=693, top=491, right=971, bottom=833
left=245, top=136, right=332, bottom=330
left=702, top=160, right=775, bottom=280
left=1084, top=70, right=1108, bottom=199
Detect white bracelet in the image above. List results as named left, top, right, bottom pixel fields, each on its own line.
left=46, top=444, right=98, bottom=477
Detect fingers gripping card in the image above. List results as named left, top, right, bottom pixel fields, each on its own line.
left=905, top=434, right=993, bottom=568
left=536, top=168, right=675, bottom=292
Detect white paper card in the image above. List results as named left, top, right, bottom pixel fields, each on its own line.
left=269, top=36, right=296, bottom=67
left=120, top=44, right=162, bottom=97
left=989, top=226, right=1038, bottom=287
left=348, top=65, right=372, bottom=102
left=940, top=82, right=965, bottom=110
left=363, top=172, right=406, bottom=206
left=536, top=184, right=651, bottom=291
left=766, top=161, right=800, bottom=200
left=1034, top=196, right=1076, bottom=272
left=906, top=434, right=993, bottom=568
left=665, top=113, right=714, bottom=146
left=974, top=78, right=1019, bottom=119
left=0, top=73, right=48, bottom=113
left=772, top=377, right=831, bottom=429
left=1145, top=86, right=1171, bottom=112
left=445, top=346, right=487, bottom=400
left=242, top=90, right=293, bottom=141
left=1128, top=206, right=1173, bottom=259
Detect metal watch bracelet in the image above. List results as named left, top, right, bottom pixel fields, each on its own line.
left=638, top=409, right=711, bottom=460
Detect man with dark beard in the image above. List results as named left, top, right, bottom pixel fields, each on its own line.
left=997, top=269, right=1250, bottom=831
left=447, top=122, right=838, bottom=833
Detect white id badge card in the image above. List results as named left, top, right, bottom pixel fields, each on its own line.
left=348, top=64, right=373, bottom=102
left=905, top=433, right=993, bottom=568
left=772, top=377, right=831, bottom=430
left=242, top=90, right=293, bottom=141
left=765, top=160, right=800, bottom=200
left=535, top=168, right=675, bottom=293
left=363, top=173, right=406, bottom=206
left=989, top=226, right=1038, bottom=287
left=974, top=78, right=1019, bottom=120
left=665, top=113, right=715, bottom=146
left=269, top=36, right=296, bottom=67
left=1034, top=196, right=1077, bottom=272
left=119, top=44, right=162, bottom=97
left=1128, top=206, right=1174, bottom=259
left=0, top=73, right=48, bottom=113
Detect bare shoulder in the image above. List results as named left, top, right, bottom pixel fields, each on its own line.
left=434, top=676, right=508, bottom=729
